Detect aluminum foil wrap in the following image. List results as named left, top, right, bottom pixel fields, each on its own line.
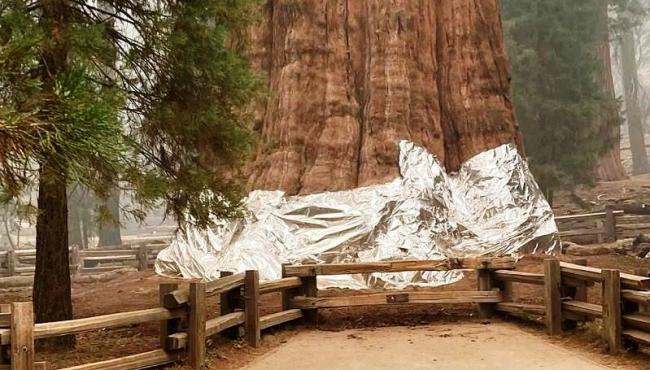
left=155, top=141, right=559, bottom=288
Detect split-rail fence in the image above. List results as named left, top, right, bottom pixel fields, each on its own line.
left=1, top=256, right=650, bottom=369
left=0, top=241, right=169, bottom=277
left=556, top=208, right=650, bottom=243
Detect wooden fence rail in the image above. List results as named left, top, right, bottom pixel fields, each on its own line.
left=0, top=242, right=169, bottom=278
left=0, top=269, right=275, bottom=369
left=2, top=256, right=650, bottom=369
left=555, top=208, right=650, bottom=243
left=493, top=258, right=650, bottom=354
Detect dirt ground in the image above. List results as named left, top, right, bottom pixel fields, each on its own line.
left=554, top=173, right=650, bottom=215
left=241, top=322, right=609, bottom=370
left=3, top=175, right=650, bottom=368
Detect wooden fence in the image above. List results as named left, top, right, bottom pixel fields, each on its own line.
left=492, top=259, right=650, bottom=351
left=281, top=257, right=516, bottom=322
left=0, top=242, right=169, bottom=277
left=556, top=208, right=650, bottom=243
left=1, top=256, right=649, bottom=369
left=0, top=268, right=305, bottom=369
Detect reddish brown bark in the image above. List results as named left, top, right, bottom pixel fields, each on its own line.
left=247, top=0, right=522, bottom=194
left=34, top=0, right=74, bottom=348
left=593, top=0, right=626, bottom=181
left=34, top=163, right=74, bottom=347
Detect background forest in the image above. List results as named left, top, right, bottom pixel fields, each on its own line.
left=502, top=0, right=650, bottom=202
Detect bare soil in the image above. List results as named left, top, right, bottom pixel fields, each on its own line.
left=241, top=322, right=609, bottom=370
left=554, top=173, right=650, bottom=215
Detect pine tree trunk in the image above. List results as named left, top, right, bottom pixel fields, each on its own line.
left=33, top=0, right=74, bottom=348
left=621, top=27, right=650, bottom=175
left=98, top=188, right=122, bottom=247
left=247, top=0, right=522, bottom=194
left=34, top=163, right=74, bottom=347
left=594, top=0, right=626, bottom=181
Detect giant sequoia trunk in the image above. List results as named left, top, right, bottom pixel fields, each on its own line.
left=593, top=0, right=626, bottom=181
left=247, top=0, right=522, bottom=194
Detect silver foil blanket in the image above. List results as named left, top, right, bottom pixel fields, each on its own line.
left=155, top=141, right=559, bottom=288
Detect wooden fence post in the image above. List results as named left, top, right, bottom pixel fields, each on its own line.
left=219, top=271, right=241, bottom=339
left=188, top=282, right=206, bottom=369
left=137, top=244, right=148, bottom=271
left=10, top=302, right=34, bottom=370
left=159, top=283, right=179, bottom=351
left=299, top=273, right=318, bottom=325
left=544, top=258, right=562, bottom=335
left=477, top=263, right=496, bottom=318
left=7, top=250, right=15, bottom=276
left=602, top=269, right=622, bottom=354
left=605, top=208, right=617, bottom=242
left=244, top=270, right=260, bottom=348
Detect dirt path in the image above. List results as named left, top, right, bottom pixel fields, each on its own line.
left=241, top=322, right=610, bottom=370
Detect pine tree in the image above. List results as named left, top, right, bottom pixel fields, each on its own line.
left=502, top=0, right=621, bottom=202
left=0, top=0, right=261, bottom=346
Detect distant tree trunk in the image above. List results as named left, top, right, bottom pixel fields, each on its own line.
left=98, top=188, right=122, bottom=247
left=96, top=2, right=122, bottom=249
left=80, top=203, right=92, bottom=249
left=67, top=187, right=85, bottom=249
left=33, top=0, right=75, bottom=348
left=621, top=27, right=650, bottom=175
left=247, top=0, right=522, bottom=194
left=34, top=163, right=74, bottom=347
left=594, top=0, right=626, bottom=181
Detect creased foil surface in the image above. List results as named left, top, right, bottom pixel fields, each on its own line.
left=155, top=141, right=558, bottom=288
